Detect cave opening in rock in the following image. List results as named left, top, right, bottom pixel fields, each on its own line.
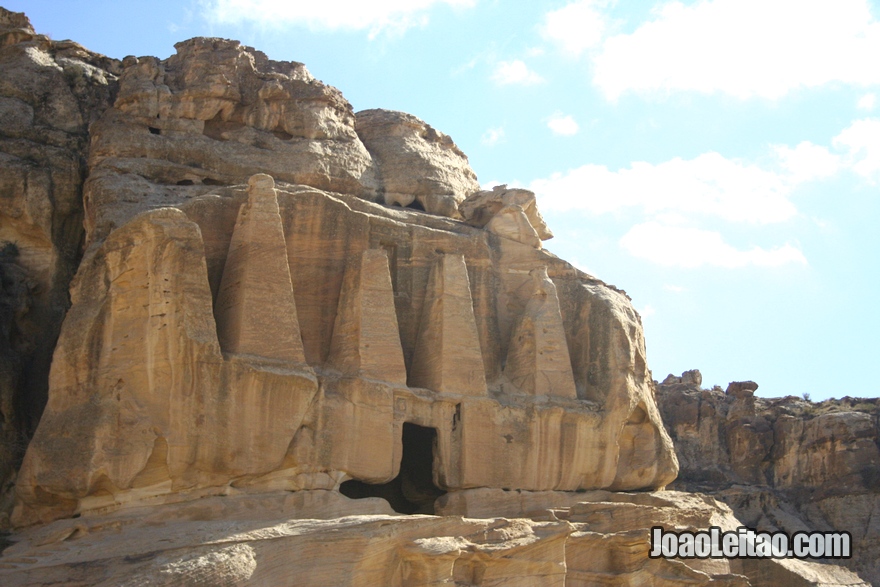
left=390, top=199, right=426, bottom=212
left=340, top=422, right=445, bottom=514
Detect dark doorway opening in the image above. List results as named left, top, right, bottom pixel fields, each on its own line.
left=340, top=423, right=446, bottom=514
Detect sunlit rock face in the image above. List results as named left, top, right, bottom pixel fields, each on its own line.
left=82, top=39, right=485, bottom=248
left=4, top=16, right=679, bottom=524
left=0, top=7, right=120, bottom=520
left=2, top=9, right=874, bottom=586
left=355, top=108, right=481, bottom=217
left=14, top=169, right=678, bottom=525
left=658, top=372, right=880, bottom=585
left=83, top=36, right=379, bottom=247
left=2, top=489, right=869, bottom=587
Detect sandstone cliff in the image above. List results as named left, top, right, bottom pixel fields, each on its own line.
left=0, top=7, right=120, bottom=520
left=0, top=6, right=873, bottom=586
left=658, top=371, right=880, bottom=585
left=4, top=6, right=678, bottom=527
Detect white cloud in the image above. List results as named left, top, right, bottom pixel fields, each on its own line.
left=592, top=0, right=880, bottom=100
left=542, top=0, right=608, bottom=56
left=663, top=284, right=687, bottom=292
left=639, top=303, right=656, bottom=317
left=525, top=46, right=546, bottom=57
left=531, top=152, right=798, bottom=223
left=528, top=144, right=836, bottom=269
left=202, top=0, right=475, bottom=37
left=774, top=141, right=841, bottom=184
left=451, top=55, right=480, bottom=76
left=620, top=222, right=807, bottom=268
left=547, top=112, right=580, bottom=136
left=491, top=60, right=544, bottom=85
left=481, top=126, right=505, bottom=146
left=833, top=118, right=880, bottom=183
left=858, top=93, right=876, bottom=111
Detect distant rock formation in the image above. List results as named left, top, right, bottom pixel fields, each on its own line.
left=658, top=370, right=880, bottom=585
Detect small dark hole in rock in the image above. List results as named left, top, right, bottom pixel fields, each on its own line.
left=203, top=112, right=244, bottom=141
left=176, top=180, right=195, bottom=186
left=148, top=127, right=160, bottom=135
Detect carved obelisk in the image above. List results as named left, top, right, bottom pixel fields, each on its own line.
left=214, top=174, right=306, bottom=363
left=409, top=254, right=487, bottom=395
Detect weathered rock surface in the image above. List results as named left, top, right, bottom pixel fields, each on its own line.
left=5, top=23, right=677, bottom=514
left=1, top=490, right=867, bottom=586
left=0, top=7, right=120, bottom=524
left=409, top=253, right=487, bottom=395
left=502, top=267, right=577, bottom=399
left=1, top=10, right=869, bottom=587
left=214, top=174, right=307, bottom=364
left=460, top=184, right=553, bottom=248
left=356, top=108, right=480, bottom=217
left=658, top=371, right=880, bottom=585
left=2, top=23, right=679, bottom=523
left=84, top=55, right=482, bottom=248
left=328, top=248, right=407, bottom=384
left=84, top=36, right=380, bottom=245
left=12, top=174, right=678, bottom=525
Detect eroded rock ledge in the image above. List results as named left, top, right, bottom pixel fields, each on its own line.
left=1, top=490, right=869, bottom=586
left=658, top=370, right=880, bottom=585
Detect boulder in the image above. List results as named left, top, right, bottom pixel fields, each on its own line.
left=356, top=108, right=480, bottom=217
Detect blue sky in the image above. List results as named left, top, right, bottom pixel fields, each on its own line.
left=10, top=0, right=879, bottom=400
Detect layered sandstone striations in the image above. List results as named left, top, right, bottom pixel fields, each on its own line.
left=1, top=490, right=868, bottom=586
left=356, top=108, right=480, bottom=217
left=0, top=8, right=868, bottom=586
left=13, top=169, right=678, bottom=524
left=460, top=184, right=553, bottom=248
left=5, top=11, right=678, bottom=525
left=83, top=37, right=482, bottom=246
left=0, top=8, right=120, bottom=521
left=658, top=371, right=880, bottom=585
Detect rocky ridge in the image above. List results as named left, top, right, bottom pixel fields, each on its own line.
left=658, top=370, right=880, bottom=585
